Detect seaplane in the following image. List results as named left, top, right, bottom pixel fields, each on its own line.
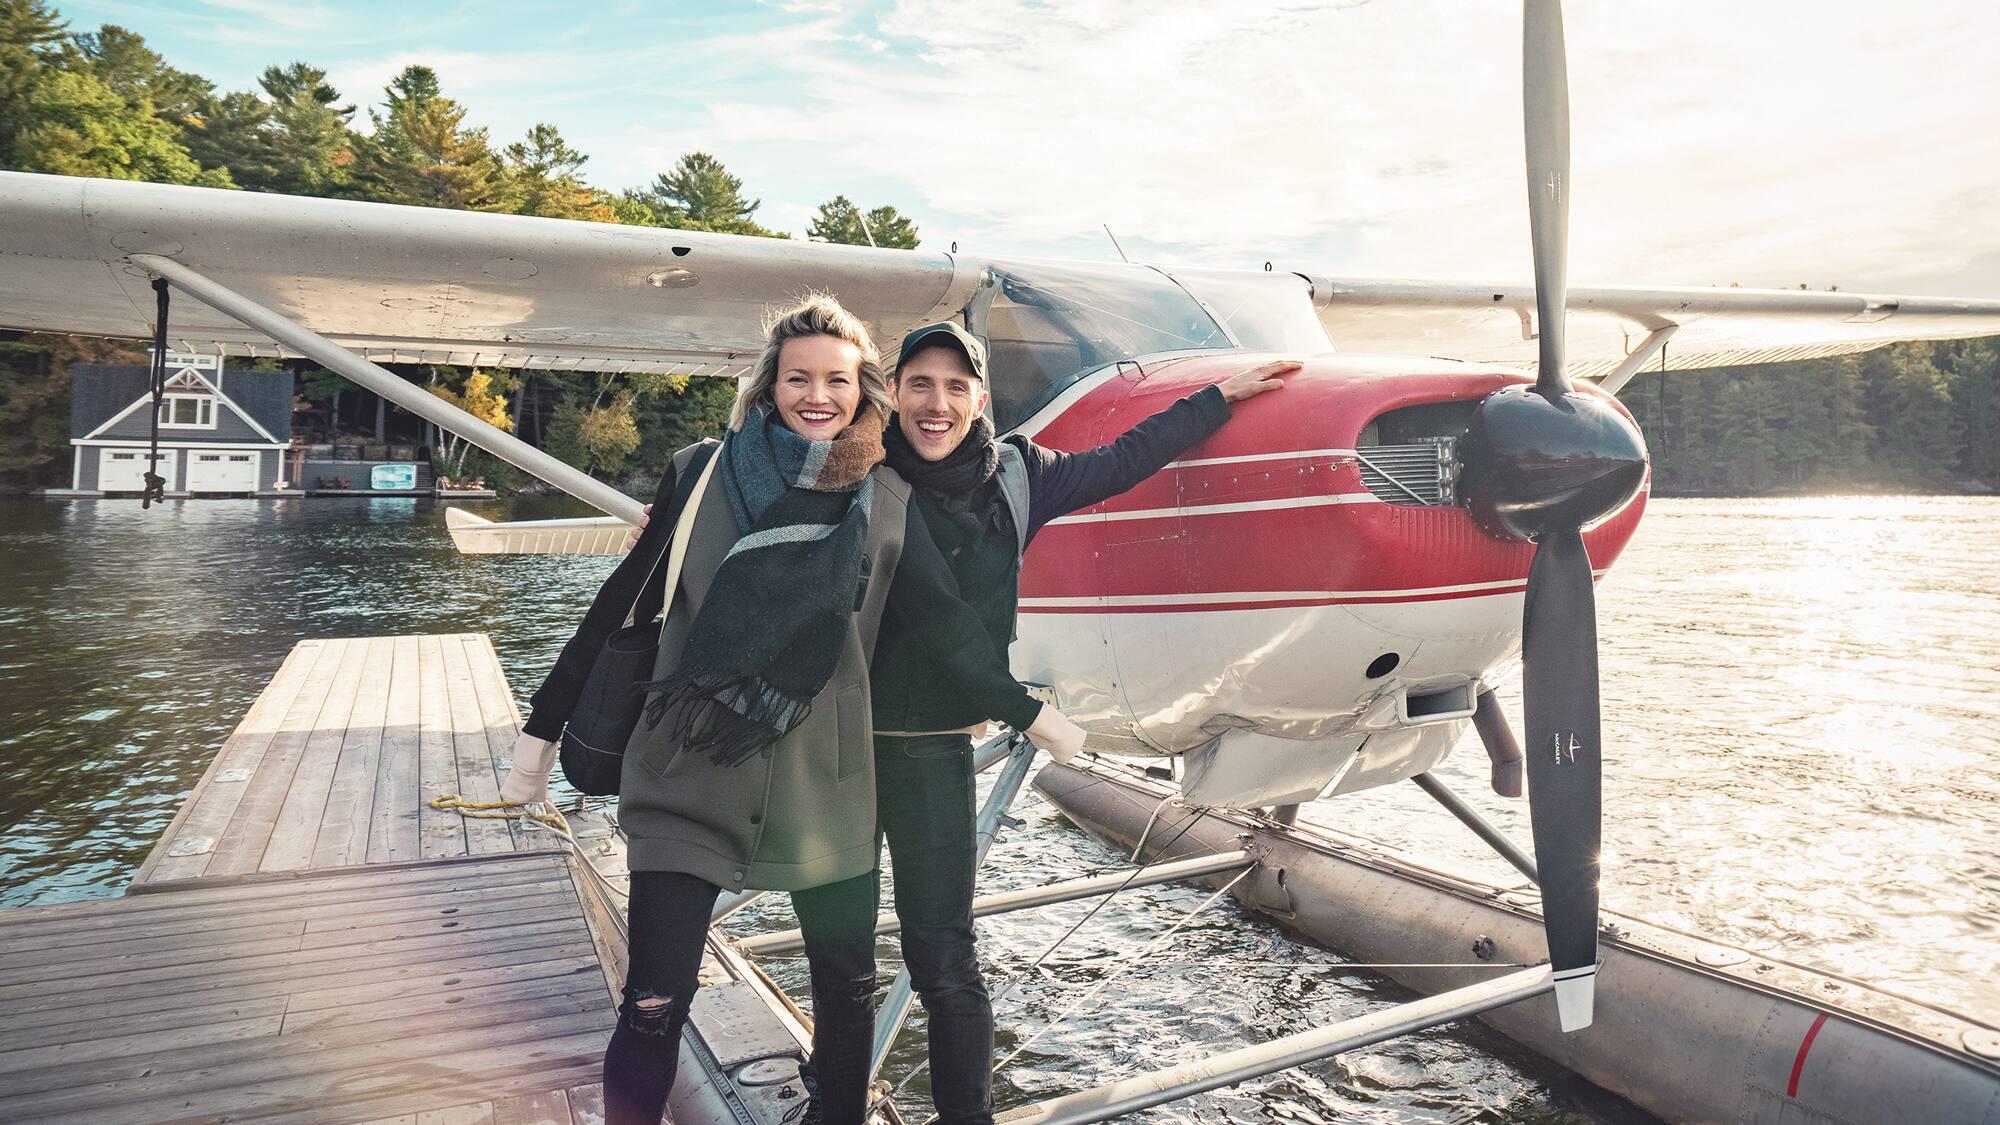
left=5, top=2, right=1999, bottom=1121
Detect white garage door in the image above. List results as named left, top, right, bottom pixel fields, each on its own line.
left=186, top=450, right=261, bottom=493
left=100, top=448, right=175, bottom=492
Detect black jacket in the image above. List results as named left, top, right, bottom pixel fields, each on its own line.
left=870, top=385, right=1230, bottom=732
left=524, top=451, right=1040, bottom=745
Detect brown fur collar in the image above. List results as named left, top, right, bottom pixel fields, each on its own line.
left=814, top=402, right=886, bottom=490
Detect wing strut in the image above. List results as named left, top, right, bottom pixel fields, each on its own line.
left=1595, top=324, right=1679, bottom=395
left=129, top=253, right=643, bottom=522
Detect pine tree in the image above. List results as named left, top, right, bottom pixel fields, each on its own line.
left=808, top=194, right=920, bottom=248
left=254, top=63, right=356, bottom=195
left=350, top=66, right=505, bottom=210
left=630, top=152, right=783, bottom=236
left=181, top=88, right=276, bottom=188
left=503, top=123, right=613, bottom=222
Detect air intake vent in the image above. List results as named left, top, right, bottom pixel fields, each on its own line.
left=1357, top=438, right=1457, bottom=506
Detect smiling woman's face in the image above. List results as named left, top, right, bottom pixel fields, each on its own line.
left=771, top=334, right=863, bottom=439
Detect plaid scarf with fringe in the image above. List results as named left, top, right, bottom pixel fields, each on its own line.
left=639, top=401, right=886, bottom=766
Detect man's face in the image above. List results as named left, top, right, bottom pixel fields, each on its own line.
left=892, top=345, right=989, bottom=462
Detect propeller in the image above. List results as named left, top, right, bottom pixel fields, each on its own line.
left=1457, top=0, right=1649, bottom=1033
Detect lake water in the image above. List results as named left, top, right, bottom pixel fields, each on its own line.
left=1, top=494, right=1993, bottom=1123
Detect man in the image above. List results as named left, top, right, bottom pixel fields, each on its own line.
left=869, top=324, right=1297, bottom=1125
left=626, top=328, right=1294, bottom=1123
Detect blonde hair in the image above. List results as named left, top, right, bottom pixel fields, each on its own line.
left=729, top=293, right=893, bottom=431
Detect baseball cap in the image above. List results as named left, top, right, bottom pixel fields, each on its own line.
left=895, top=321, right=988, bottom=382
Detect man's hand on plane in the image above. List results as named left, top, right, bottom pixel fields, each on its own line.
left=625, top=504, right=651, bottom=551
left=1216, top=359, right=1302, bottom=403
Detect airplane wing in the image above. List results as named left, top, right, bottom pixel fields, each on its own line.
left=5, top=173, right=1997, bottom=383
left=1301, top=276, right=2000, bottom=380
left=0, top=172, right=981, bottom=375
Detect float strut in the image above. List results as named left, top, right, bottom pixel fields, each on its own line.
left=1473, top=689, right=1525, bottom=798
left=741, top=850, right=1255, bottom=957
left=1411, top=771, right=1540, bottom=884
left=993, top=967, right=1556, bottom=1123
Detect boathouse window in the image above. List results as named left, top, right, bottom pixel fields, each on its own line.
left=158, top=394, right=215, bottom=428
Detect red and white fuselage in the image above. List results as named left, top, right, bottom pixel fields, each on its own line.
left=1009, top=352, right=1646, bottom=808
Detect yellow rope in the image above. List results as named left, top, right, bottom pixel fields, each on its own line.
left=430, top=793, right=574, bottom=839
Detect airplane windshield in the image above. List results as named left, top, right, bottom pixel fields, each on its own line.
left=1169, top=269, right=1334, bottom=355
left=979, top=261, right=1230, bottom=431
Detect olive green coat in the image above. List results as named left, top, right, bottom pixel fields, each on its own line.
left=618, top=442, right=910, bottom=892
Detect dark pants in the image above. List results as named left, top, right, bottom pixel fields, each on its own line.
left=876, top=733, right=994, bottom=1125
left=604, top=869, right=881, bottom=1125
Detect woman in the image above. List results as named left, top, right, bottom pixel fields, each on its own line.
left=499, top=294, right=1082, bottom=1125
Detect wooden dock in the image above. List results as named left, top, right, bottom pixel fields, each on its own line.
left=0, top=633, right=819, bottom=1125
left=132, top=634, right=570, bottom=888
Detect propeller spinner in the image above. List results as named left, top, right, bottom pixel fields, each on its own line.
left=1458, top=0, right=1649, bottom=1033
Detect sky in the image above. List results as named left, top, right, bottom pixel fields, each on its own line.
left=49, top=0, right=2000, bottom=297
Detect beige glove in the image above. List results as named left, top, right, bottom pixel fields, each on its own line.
left=498, top=732, right=558, bottom=804
left=1023, top=703, right=1088, bottom=765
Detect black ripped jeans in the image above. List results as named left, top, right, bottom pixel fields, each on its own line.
left=605, top=868, right=880, bottom=1125
left=876, top=733, right=994, bottom=1125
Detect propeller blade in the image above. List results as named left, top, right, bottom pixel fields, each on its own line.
left=1521, top=527, right=1602, bottom=1030
left=1523, top=0, right=1572, bottom=397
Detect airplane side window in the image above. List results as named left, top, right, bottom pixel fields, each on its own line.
left=979, top=260, right=1230, bottom=431
left=986, top=299, right=1085, bottom=431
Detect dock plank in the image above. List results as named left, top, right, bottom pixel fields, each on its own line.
left=0, top=995, right=290, bottom=1055
left=567, top=1083, right=607, bottom=1125
left=492, top=1089, right=572, bottom=1125
left=440, top=633, right=519, bottom=856
left=315, top=632, right=399, bottom=867
left=369, top=634, right=427, bottom=864
left=419, top=634, right=472, bottom=860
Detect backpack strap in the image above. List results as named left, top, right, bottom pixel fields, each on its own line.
left=995, top=440, right=1032, bottom=561
left=857, top=468, right=910, bottom=659
left=622, top=440, right=719, bottom=628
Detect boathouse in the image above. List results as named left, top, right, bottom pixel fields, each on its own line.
left=63, top=351, right=291, bottom=497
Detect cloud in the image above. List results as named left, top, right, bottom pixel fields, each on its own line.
left=595, top=0, right=2000, bottom=296
left=126, top=0, right=2000, bottom=297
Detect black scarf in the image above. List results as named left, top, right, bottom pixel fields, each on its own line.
left=885, top=414, right=1001, bottom=536
left=638, top=403, right=886, bottom=767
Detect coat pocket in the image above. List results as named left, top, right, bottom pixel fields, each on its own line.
left=835, top=682, right=868, bottom=781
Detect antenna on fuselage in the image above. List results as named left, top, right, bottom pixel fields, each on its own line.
left=1103, top=224, right=1130, bottom=263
